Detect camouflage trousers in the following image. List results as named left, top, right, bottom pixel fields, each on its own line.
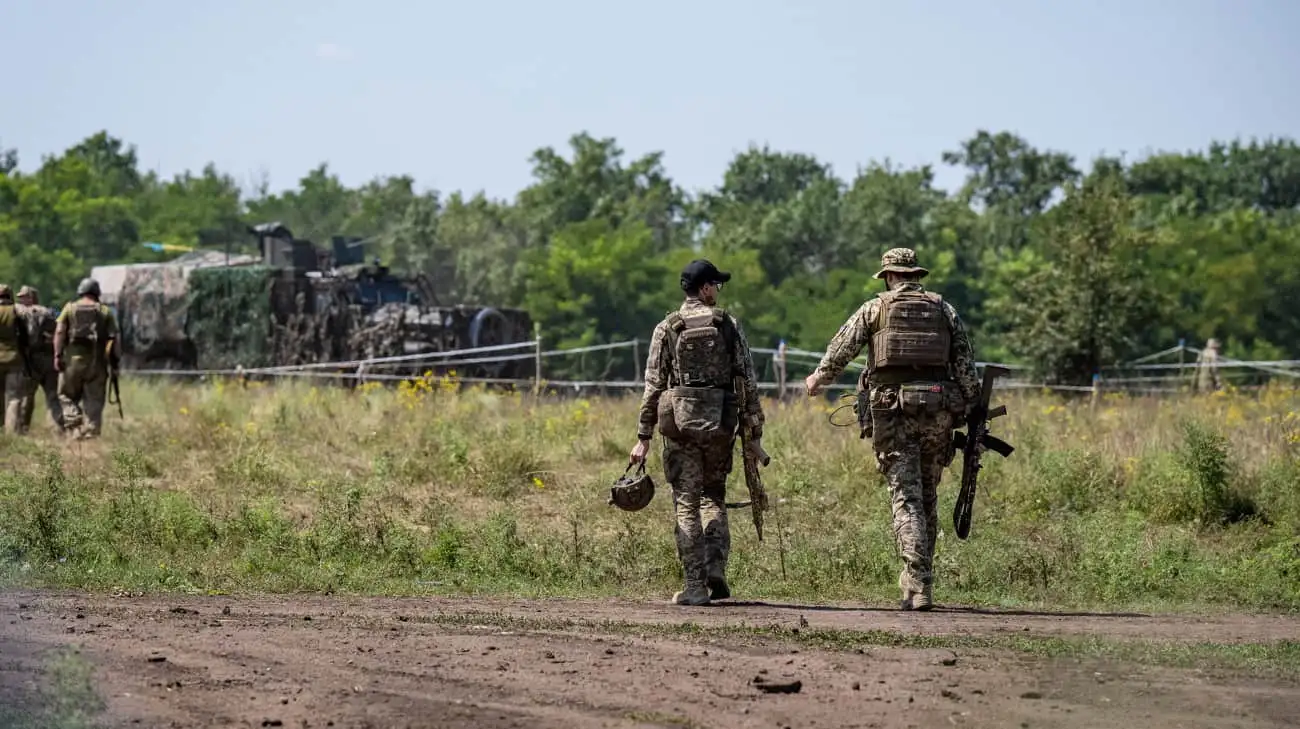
left=870, top=387, right=957, bottom=596
left=58, top=356, right=108, bottom=438
left=1, top=366, right=25, bottom=433
left=19, top=355, right=62, bottom=433
left=662, top=433, right=735, bottom=590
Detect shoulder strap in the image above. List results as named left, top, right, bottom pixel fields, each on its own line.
left=664, top=312, right=685, bottom=385
left=712, top=307, right=743, bottom=380
left=873, top=290, right=893, bottom=330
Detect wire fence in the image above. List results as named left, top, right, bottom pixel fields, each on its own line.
left=125, top=335, right=1299, bottom=399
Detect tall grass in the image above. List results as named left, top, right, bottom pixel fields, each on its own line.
left=1, top=375, right=1297, bottom=612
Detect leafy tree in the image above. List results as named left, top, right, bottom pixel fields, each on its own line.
left=998, top=175, right=1168, bottom=385
left=1, top=126, right=1296, bottom=384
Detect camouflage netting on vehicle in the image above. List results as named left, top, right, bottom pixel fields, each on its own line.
left=118, top=265, right=191, bottom=365
left=186, top=266, right=277, bottom=370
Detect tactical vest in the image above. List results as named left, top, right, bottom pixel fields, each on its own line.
left=666, top=308, right=736, bottom=389
left=869, top=288, right=951, bottom=383
left=658, top=307, right=740, bottom=442
left=68, top=302, right=103, bottom=346
left=0, top=305, right=17, bottom=366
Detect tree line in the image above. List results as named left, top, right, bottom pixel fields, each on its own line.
left=2, top=129, right=1298, bottom=385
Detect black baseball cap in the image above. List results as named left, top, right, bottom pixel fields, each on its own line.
left=680, top=259, right=731, bottom=290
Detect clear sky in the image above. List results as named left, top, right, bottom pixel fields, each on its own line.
left=6, top=0, right=1298, bottom=201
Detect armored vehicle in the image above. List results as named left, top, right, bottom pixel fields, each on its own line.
left=105, top=223, right=534, bottom=383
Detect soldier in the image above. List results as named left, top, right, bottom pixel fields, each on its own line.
left=630, top=259, right=766, bottom=606
left=15, top=285, right=65, bottom=433
left=53, top=278, right=119, bottom=439
left=1195, top=338, right=1222, bottom=393
left=0, top=284, right=33, bottom=432
left=803, top=248, right=980, bottom=611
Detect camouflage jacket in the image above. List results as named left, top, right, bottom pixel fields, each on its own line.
left=808, top=282, right=981, bottom=404
left=636, top=297, right=765, bottom=441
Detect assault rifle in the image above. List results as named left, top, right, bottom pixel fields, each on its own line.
left=728, top=374, right=770, bottom=541
left=951, top=364, right=1015, bottom=540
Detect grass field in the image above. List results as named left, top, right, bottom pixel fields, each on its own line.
left=2, top=375, right=1298, bottom=613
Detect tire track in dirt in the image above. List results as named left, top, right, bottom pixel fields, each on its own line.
left=2, top=590, right=1297, bottom=728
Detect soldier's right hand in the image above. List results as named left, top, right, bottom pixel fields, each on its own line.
left=804, top=373, right=822, bottom=396
left=629, top=438, right=650, bottom=464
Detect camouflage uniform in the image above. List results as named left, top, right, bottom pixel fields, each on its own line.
left=808, top=248, right=980, bottom=610
left=636, top=260, right=764, bottom=606
left=55, top=279, right=118, bottom=439
left=15, top=286, right=64, bottom=433
left=0, top=284, right=32, bottom=433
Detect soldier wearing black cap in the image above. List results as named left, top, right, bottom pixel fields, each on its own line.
left=630, top=259, right=766, bottom=606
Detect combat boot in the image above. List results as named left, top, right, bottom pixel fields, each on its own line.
left=707, top=576, right=730, bottom=600
left=706, top=566, right=730, bottom=600
left=898, top=570, right=928, bottom=611
left=672, top=584, right=711, bottom=606
left=913, top=583, right=933, bottom=611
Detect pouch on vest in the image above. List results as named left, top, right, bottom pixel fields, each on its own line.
left=660, top=386, right=736, bottom=443
left=69, top=304, right=100, bottom=346
left=869, top=386, right=899, bottom=416
left=854, top=369, right=872, bottom=437
left=672, top=316, right=732, bottom=388
left=899, top=383, right=945, bottom=416
left=943, top=386, right=967, bottom=414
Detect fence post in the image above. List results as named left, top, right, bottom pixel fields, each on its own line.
left=1091, top=373, right=1101, bottom=409
left=1177, top=338, right=1186, bottom=388
left=775, top=339, right=788, bottom=401
left=632, top=338, right=641, bottom=384
left=533, top=322, right=542, bottom=397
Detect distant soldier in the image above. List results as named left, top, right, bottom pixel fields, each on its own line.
left=54, top=278, right=118, bottom=438
left=630, top=259, right=766, bottom=606
left=804, top=248, right=981, bottom=611
left=0, top=284, right=33, bottom=433
left=15, top=285, right=65, bottom=433
left=1195, top=338, right=1222, bottom=393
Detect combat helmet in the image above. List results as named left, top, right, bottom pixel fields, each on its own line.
left=0, top=284, right=11, bottom=303
left=76, top=278, right=101, bottom=298
left=608, top=462, right=655, bottom=511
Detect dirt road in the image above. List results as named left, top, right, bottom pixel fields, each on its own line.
left=2, top=590, right=1297, bottom=728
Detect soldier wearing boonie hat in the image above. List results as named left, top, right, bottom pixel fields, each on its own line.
left=805, top=247, right=982, bottom=611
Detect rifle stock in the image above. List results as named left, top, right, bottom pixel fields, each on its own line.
left=952, top=364, right=1015, bottom=540
left=732, top=375, right=768, bottom=541
left=106, top=340, right=123, bottom=419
